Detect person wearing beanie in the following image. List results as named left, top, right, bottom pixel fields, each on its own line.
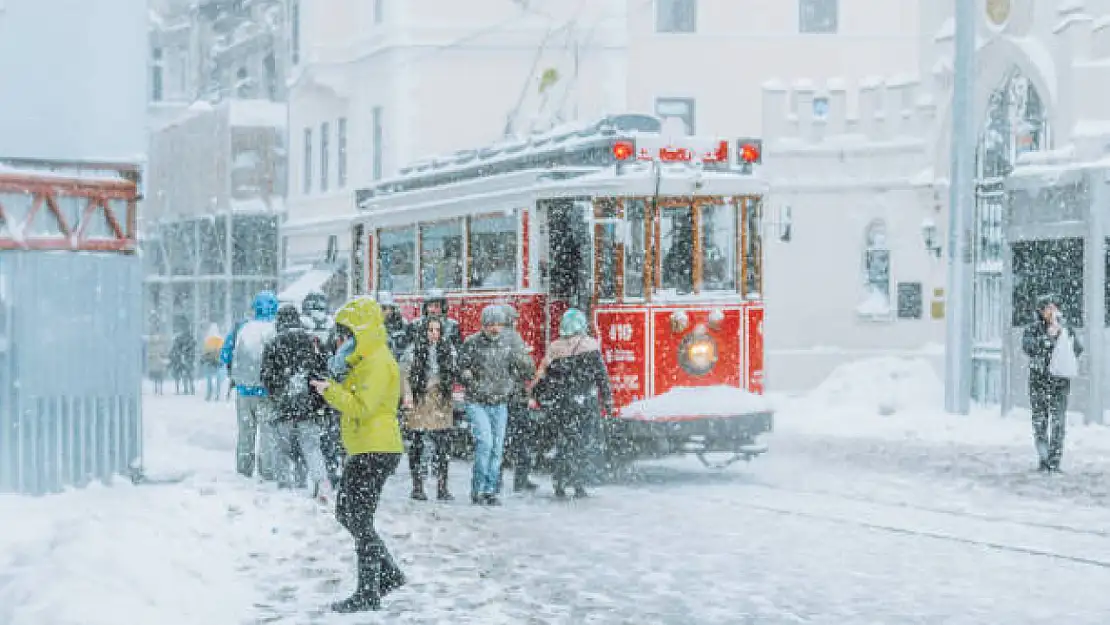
left=457, top=304, right=534, bottom=505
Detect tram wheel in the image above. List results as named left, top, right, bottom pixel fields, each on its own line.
left=695, top=452, right=748, bottom=470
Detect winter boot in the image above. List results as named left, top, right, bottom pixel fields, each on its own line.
left=410, top=475, right=427, bottom=501
left=482, top=493, right=502, bottom=506
left=436, top=474, right=453, bottom=501
left=332, top=547, right=383, bottom=613
left=379, top=550, right=406, bottom=598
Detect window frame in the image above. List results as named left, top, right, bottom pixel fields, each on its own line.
left=337, top=117, right=348, bottom=188
left=320, top=121, right=330, bottom=193
left=376, top=225, right=418, bottom=294
left=799, top=0, right=838, bottom=34
left=151, top=46, right=164, bottom=102
left=372, top=106, right=384, bottom=181
left=290, top=0, right=300, bottom=65
left=655, top=0, right=697, bottom=34
left=302, top=127, right=312, bottom=194
left=418, top=218, right=466, bottom=292
left=466, top=211, right=520, bottom=291
left=859, top=218, right=892, bottom=319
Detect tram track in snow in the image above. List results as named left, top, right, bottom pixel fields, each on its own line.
left=743, top=480, right=1110, bottom=539
left=724, top=482, right=1110, bottom=569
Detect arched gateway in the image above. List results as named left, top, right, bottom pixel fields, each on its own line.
left=972, top=68, right=1049, bottom=402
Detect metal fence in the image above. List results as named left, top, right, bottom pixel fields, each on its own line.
left=0, top=251, right=143, bottom=495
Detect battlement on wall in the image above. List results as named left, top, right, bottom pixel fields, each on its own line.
left=762, top=75, right=938, bottom=146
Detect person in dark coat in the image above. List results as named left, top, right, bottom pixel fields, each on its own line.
left=302, top=291, right=344, bottom=485
left=261, top=305, right=332, bottom=497
left=1021, top=294, right=1083, bottom=472
left=402, top=317, right=460, bottom=501
left=532, top=308, right=613, bottom=498
left=169, top=318, right=196, bottom=395
left=377, top=292, right=411, bottom=361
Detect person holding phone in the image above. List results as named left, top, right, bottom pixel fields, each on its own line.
left=1021, top=294, right=1083, bottom=472
left=310, top=296, right=405, bottom=613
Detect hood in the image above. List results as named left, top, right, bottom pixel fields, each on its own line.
left=205, top=323, right=221, bottom=338
left=334, top=296, right=389, bottom=364
left=276, top=304, right=303, bottom=332
left=1034, top=294, right=1062, bottom=322
left=547, top=335, right=600, bottom=360
left=253, top=291, right=279, bottom=321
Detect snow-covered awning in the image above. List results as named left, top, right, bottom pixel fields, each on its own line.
left=278, top=267, right=339, bottom=305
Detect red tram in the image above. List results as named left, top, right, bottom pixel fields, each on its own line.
left=349, top=114, right=772, bottom=468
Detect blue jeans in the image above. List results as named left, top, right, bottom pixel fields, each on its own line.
left=203, top=363, right=223, bottom=401
left=466, top=403, right=508, bottom=496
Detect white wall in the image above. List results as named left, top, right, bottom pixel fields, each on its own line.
left=627, top=0, right=919, bottom=137
left=0, top=0, right=147, bottom=162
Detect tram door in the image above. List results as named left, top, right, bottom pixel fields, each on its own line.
left=540, top=198, right=593, bottom=313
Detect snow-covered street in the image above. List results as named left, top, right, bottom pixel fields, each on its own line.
left=4, top=371, right=1110, bottom=624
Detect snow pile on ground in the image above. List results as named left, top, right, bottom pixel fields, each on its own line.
left=621, top=385, right=772, bottom=419
left=774, top=356, right=1110, bottom=451
left=804, top=356, right=943, bottom=416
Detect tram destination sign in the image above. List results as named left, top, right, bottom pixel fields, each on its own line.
left=613, top=138, right=732, bottom=166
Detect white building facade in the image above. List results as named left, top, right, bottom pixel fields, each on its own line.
left=761, top=0, right=1110, bottom=397
left=282, top=0, right=628, bottom=294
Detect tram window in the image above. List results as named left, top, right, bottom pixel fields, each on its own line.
left=596, top=222, right=619, bottom=301
left=660, top=205, right=694, bottom=294
left=743, top=197, right=764, bottom=298
left=420, top=219, right=463, bottom=290
left=625, top=200, right=646, bottom=299
left=378, top=226, right=416, bottom=293
left=701, top=200, right=736, bottom=291
left=548, top=199, right=593, bottom=309
left=468, top=213, right=518, bottom=289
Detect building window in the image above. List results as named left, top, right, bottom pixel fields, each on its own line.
left=859, top=219, right=891, bottom=317
left=468, top=213, right=518, bottom=289
left=655, top=97, right=696, bottom=135
left=372, top=106, right=384, bottom=181
left=800, top=0, right=838, bottom=34
left=337, top=117, right=348, bottom=188
left=320, top=122, right=330, bottom=192
left=290, top=1, right=300, bottom=64
left=655, top=0, right=696, bottom=33
left=897, top=282, right=923, bottom=319
left=374, top=0, right=384, bottom=23
left=151, top=46, right=164, bottom=102
left=302, top=127, right=312, bottom=194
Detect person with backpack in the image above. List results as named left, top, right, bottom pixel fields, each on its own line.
left=222, top=291, right=280, bottom=481
left=262, top=304, right=333, bottom=500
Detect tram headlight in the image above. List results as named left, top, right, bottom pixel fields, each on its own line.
left=679, top=332, right=719, bottom=377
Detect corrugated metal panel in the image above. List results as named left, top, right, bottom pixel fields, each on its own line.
left=0, top=251, right=143, bottom=495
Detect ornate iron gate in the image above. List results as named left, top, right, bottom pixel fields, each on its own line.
left=973, top=69, right=1048, bottom=403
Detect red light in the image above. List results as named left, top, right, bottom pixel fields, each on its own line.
left=740, top=143, right=761, bottom=164
left=612, top=140, right=634, bottom=161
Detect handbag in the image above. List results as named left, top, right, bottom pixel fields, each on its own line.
left=1049, top=327, right=1079, bottom=379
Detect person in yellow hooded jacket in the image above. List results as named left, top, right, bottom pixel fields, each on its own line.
left=309, top=296, right=405, bottom=613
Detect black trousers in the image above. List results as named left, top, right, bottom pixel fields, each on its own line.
left=336, top=453, right=402, bottom=594
left=1030, top=375, right=1070, bottom=469
left=504, top=401, right=534, bottom=486
left=408, top=430, right=450, bottom=479
left=552, top=412, right=591, bottom=490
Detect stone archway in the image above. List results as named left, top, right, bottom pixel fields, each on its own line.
left=971, top=68, right=1050, bottom=403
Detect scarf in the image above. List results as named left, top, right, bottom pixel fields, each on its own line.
left=329, top=337, right=355, bottom=380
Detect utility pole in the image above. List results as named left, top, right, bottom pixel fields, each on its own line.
left=945, top=0, right=976, bottom=415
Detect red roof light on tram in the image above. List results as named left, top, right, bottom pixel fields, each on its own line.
left=612, top=140, right=635, bottom=161
left=738, top=140, right=762, bottom=165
